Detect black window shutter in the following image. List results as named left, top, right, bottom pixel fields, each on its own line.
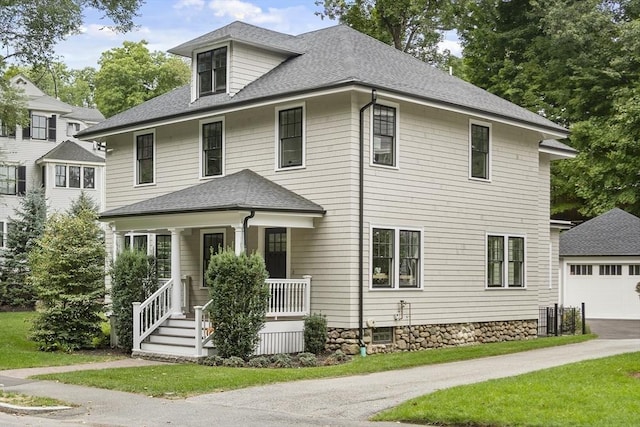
left=48, top=115, right=56, bottom=141
left=17, top=166, right=26, bottom=195
left=22, top=112, right=31, bottom=139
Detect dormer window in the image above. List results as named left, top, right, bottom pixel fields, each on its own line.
left=197, top=47, right=227, bottom=96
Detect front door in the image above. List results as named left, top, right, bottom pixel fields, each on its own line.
left=264, top=228, right=287, bottom=278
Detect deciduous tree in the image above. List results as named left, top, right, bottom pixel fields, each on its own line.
left=316, top=0, right=458, bottom=66
left=94, top=41, right=190, bottom=117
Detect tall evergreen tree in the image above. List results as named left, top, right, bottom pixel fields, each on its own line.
left=0, top=187, right=46, bottom=309
left=29, top=198, right=106, bottom=351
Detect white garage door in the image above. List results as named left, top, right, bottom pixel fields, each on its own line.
left=563, top=260, right=640, bottom=320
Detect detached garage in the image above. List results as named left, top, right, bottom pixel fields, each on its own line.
left=560, top=208, right=640, bottom=320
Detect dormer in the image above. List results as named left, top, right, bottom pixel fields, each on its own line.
left=168, top=21, right=303, bottom=102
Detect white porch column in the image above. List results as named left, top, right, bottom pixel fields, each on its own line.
left=233, top=225, right=244, bottom=255
left=113, top=231, right=125, bottom=260
left=170, top=228, right=185, bottom=318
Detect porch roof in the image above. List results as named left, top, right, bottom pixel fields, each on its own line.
left=100, top=169, right=325, bottom=219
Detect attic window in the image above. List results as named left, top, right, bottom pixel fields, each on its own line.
left=197, top=47, right=227, bottom=96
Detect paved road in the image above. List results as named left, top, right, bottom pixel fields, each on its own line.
left=1, top=339, right=639, bottom=427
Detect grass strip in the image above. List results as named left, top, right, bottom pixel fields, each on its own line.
left=372, top=352, right=640, bottom=427
left=35, top=334, right=594, bottom=397
left=0, top=312, right=123, bottom=370
left=0, top=391, right=72, bottom=408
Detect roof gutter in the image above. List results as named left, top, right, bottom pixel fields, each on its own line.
left=358, top=88, right=376, bottom=357
left=243, top=210, right=255, bottom=255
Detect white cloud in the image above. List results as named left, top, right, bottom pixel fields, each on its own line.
left=208, top=0, right=263, bottom=20
left=174, top=0, right=205, bottom=9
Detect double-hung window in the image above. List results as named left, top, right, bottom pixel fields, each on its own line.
left=470, top=122, right=491, bottom=180
left=55, top=165, right=67, bottom=187
left=197, top=47, right=227, bottom=96
left=277, top=105, right=304, bottom=169
left=69, top=166, right=81, bottom=188
left=201, top=120, right=223, bottom=177
left=371, top=227, right=421, bottom=289
left=0, top=165, right=26, bottom=195
left=487, top=234, right=525, bottom=288
left=31, top=115, right=47, bottom=140
left=0, top=120, right=16, bottom=137
left=83, top=167, right=95, bottom=189
left=372, top=105, right=397, bottom=167
left=135, top=132, right=154, bottom=185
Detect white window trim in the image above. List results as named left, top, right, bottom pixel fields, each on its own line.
left=123, top=232, right=153, bottom=256
left=200, top=228, right=226, bottom=289
left=369, top=225, right=424, bottom=291
left=469, top=119, right=492, bottom=182
left=53, top=163, right=96, bottom=190
left=191, top=43, right=230, bottom=101
left=485, top=232, right=527, bottom=289
left=133, top=129, right=156, bottom=187
left=370, top=100, right=400, bottom=170
left=199, top=116, right=225, bottom=179
left=274, top=102, right=306, bottom=171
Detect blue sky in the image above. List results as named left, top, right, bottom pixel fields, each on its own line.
left=55, top=0, right=461, bottom=69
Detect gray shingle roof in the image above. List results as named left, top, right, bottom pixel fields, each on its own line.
left=100, top=169, right=325, bottom=219
left=540, top=139, right=577, bottom=155
left=560, top=208, right=640, bottom=256
left=63, top=106, right=105, bottom=123
left=38, top=140, right=105, bottom=163
left=168, top=20, right=302, bottom=56
left=78, top=22, right=568, bottom=139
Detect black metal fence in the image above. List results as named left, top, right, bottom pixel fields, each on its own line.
left=538, top=303, right=586, bottom=336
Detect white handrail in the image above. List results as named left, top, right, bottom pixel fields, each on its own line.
left=195, top=299, right=214, bottom=357
left=132, top=278, right=174, bottom=351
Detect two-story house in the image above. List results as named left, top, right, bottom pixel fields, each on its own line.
left=0, top=75, right=106, bottom=246
left=77, top=21, right=576, bottom=358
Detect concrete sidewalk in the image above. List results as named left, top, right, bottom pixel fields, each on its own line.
left=1, top=339, right=639, bottom=427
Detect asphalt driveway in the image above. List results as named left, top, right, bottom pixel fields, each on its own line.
left=1, top=338, right=639, bottom=426
left=587, top=319, right=640, bottom=339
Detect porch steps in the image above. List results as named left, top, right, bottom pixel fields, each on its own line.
left=136, top=318, right=215, bottom=360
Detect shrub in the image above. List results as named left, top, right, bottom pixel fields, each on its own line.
left=200, top=355, right=224, bottom=366
left=222, top=356, right=246, bottom=367
left=29, top=206, right=106, bottom=351
left=206, top=248, right=269, bottom=359
left=324, top=349, right=351, bottom=366
left=110, top=250, right=158, bottom=352
left=270, top=353, right=293, bottom=368
left=247, top=356, right=270, bottom=368
left=297, top=352, right=318, bottom=367
left=304, top=313, right=327, bottom=354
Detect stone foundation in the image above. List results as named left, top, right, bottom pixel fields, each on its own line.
left=327, top=320, right=538, bottom=355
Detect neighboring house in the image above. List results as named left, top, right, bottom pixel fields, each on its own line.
left=0, top=75, right=105, bottom=247
left=560, top=208, right=640, bottom=320
left=77, top=21, right=576, bottom=358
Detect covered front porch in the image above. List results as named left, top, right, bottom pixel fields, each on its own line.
left=101, top=169, right=325, bottom=357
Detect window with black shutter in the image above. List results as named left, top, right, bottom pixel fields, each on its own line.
left=48, top=115, right=56, bottom=141
left=17, top=166, right=26, bottom=195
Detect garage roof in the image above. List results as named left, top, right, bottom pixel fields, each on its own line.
left=560, top=208, right=640, bottom=256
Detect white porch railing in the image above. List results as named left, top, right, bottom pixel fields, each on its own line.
left=194, top=276, right=311, bottom=356
left=266, top=276, right=311, bottom=319
left=132, top=278, right=174, bottom=351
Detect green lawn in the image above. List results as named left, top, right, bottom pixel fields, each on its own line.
left=0, top=312, right=123, bottom=370
left=36, top=334, right=594, bottom=398
left=373, top=352, right=640, bottom=427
